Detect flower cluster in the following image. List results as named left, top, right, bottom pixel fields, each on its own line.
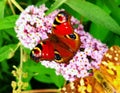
left=15, top=4, right=108, bottom=81
left=15, top=5, right=52, bottom=49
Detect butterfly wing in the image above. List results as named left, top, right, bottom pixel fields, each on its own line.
left=61, top=77, right=108, bottom=93
left=61, top=46, right=120, bottom=92
left=52, top=11, right=73, bottom=35
left=47, top=33, right=75, bottom=63
left=61, top=74, right=116, bottom=93
left=30, top=11, right=80, bottom=63
left=99, top=46, right=120, bottom=92
left=56, top=32, right=80, bottom=52
left=52, top=11, right=80, bottom=52
left=30, top=39, right=55, bottom=62
left=30, top=35, right=75, bottom=63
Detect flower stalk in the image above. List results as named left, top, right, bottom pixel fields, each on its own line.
left=8, top=0, right=16, bottom=14
left=10, top=0, right=24, bottom=12
left=11, top=45, right=28, bottom=93
left=21, top=89, right=60, bottom=93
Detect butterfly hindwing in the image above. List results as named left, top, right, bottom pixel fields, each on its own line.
left=30, top=39, right=55, bottom=62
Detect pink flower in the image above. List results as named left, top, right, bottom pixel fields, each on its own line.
left=15, top=4, right=108, bottom=81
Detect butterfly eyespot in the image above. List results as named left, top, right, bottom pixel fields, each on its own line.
left=57, top=14, right=65, bottom=22
left=56, top=15, right=66, bottom=23
left=54, top=51, right=63, bottom=63
left=66, top=32, right=79, bottom=40
left=55, top=53, right=61, bottom=60
left=68, top=34, right=76, bottom=39
left=30, top=47, right=42, bottom=62
left=55, top=11, right=69, bottom=24
left=32, top=47, right=41, bottom=57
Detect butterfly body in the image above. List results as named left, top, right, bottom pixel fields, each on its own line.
left=30, top=11, right=80, bottom=63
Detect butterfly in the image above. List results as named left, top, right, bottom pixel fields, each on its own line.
left=30, top=11, right=81, bottom=63
left=61, top=45, right=120, bottom=93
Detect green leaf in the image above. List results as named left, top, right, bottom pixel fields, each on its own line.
left=90, top=23, right=110, bottom=42
left=65, top=0, right=120, bottom=35
left=113, top=35, right=120, bottom=46
left=23, top=60, right=65, bottom=87
left=45, top=0, right=67, bottom=15
left=34, top=73, right=53, bottom=83
left=1, top=60, right=9, bottom=72
left=23, top=60, right=53, bottom=74
left=24, top=62, right=55, bottom=83
left=4, top=28, right=17, bottom=38
left=104, top=0, right=120, bottom=25
left=0, top=32, right=3, bottom=47
left=34, top=69, right=65, bottom=87
left=0, top=0, right=6, bottom=18
left=2, top=31, right=11, bottom=41
left=0, top=44, right=18, bottom=62
left=0, top=15, right=19, bottom=30
left=51, top=74, right=65, bottom=88
left=36, top=0, right=48, bottom=6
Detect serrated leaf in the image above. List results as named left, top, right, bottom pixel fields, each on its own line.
left=0, top=44, right=18, bottom=62
left=0, top=15, right=19, bottom=30
left=45, top=0, right=67, bottom=15
left=65, top=0, right=120, bottom=35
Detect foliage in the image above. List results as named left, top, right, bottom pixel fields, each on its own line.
left=0, top=0, right=120, bottom=93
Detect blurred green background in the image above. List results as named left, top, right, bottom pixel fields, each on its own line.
left=0, top=0, right=120, bottom=92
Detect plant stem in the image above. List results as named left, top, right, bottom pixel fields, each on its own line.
left=18, top=45, right=23, bottom=92
left=14, top=42, right=21, bottom=52
left=21, top=89, right=60, bottom=93
left=8, top=0, right=16, bottom=14
left=11, top=0, right=24, bottom=12
left=19, top=45, right=24, bottom=79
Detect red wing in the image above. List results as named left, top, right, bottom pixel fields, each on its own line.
left=30, top=36, right=74, bottom=63
left=30, top=39, right=55, bottom=62
left=31, top=11, right=80, bottom=63
left=50, top=41, right=74, bottom=63
left=47, top=33, right=80, bottom=63
left=51, top=11, right=81, bottom=53
left=52, top=11, right=73, bottom=35
left=56, top=32, right=81, bottom=53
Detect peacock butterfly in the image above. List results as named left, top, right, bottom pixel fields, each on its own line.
left=30, top=11, right=81, bottom=63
